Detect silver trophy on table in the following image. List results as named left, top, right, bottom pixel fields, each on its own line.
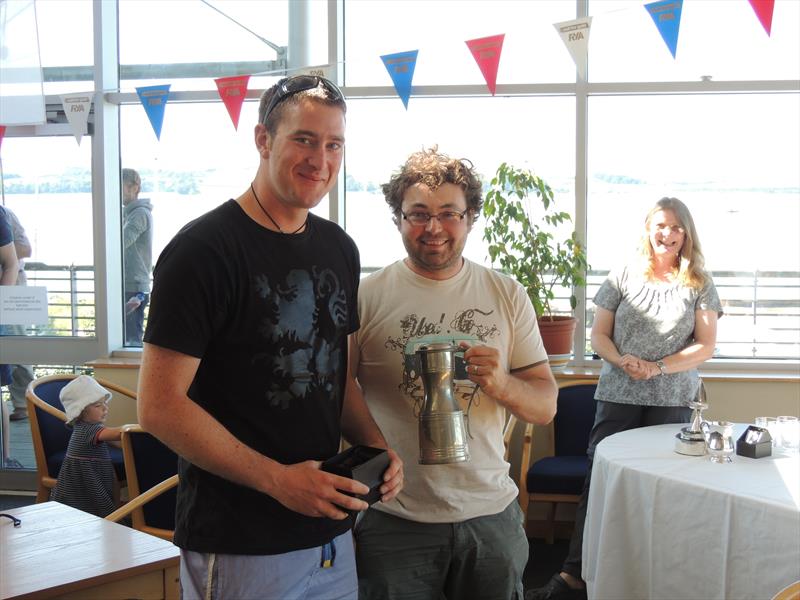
left=674, top=381, right=710, bottom=456
left=416, top=343, right=470, bottom=464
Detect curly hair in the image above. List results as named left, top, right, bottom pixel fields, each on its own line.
left=258, top=78, right=346, bottom=137
left=637, top=197, right=708, bottom=289
left=381, top=147, right=483, bottom=225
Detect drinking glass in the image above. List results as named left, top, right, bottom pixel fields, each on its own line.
left=777, top=416, right=799, bottom=454
left=755, top=416, right=779, bottom=447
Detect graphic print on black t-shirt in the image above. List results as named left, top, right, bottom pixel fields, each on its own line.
left=253, top=266, right=348, bottom=409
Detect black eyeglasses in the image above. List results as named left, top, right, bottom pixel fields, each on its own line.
left=400, top=209, right=470, bottom=227
left=261, top=75, right=345, bottom=126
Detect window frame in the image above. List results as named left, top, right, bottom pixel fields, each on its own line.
left=1, top=0, right=797, bottom=375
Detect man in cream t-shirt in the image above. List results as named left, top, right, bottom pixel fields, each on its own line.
left=349, top=147, right=558, bottom=600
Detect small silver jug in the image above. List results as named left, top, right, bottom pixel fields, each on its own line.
left=416, top=343, right=470, bottom=465
left=704, top=421, right=735, bottom=463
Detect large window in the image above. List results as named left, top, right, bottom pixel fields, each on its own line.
left=0, top=136, right=95, bottom=337
left=589, top=0, right=800, bottom=82
left=587, top=93, right=800, bottom=360
left=345, top=96, right=575, bottom=277
left=1, top=0, right=798, bottom=368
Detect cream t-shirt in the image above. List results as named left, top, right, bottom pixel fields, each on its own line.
left=355, top=259, right=547, bottom=523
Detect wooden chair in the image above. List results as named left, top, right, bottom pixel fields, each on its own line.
left=106, top=474, right=179, bottom=539
left=504, top=413, right=534, bottom=515
left=524, top=379, right=597, bottom=543
left=773, top=582, right=800, bottom=600
left=115, top=424, right=179, bottom=540
left=24, top=374, right=133, bottom=502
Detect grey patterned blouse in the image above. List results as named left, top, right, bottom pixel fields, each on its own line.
left=593, top=265, right=723, bottom=407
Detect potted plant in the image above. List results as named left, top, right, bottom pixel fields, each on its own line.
left=482, top=163, right=589, bottom=369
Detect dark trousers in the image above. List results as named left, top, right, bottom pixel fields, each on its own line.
left=561, top=400, right=691, bottom=580
left=124, top=291, right=149, bottom=347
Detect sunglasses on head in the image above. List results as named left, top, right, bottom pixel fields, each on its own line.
left=261, top=75, right=344, bottom=126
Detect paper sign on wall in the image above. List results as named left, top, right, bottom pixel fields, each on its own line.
left=215, top=75, right=250, bottom=130
left=60, top=93, right=93, bottom=145
left=136, top=84, right=171, bottom=140
left=554, top=17, right=592, bottom=80
left=748, top=0, right=775, bottom=36
left=381, top=50, right=419, bottom=109
left=0, top=286, right=48, bottom=326
left=645, top=0, right=684, bottom=59
left=465, top=34, right=505, bottom=96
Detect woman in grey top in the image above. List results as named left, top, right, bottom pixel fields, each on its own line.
left=528, top=197, right=722, bottom=600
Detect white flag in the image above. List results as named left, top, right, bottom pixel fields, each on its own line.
left=554, top=17, right=592, bottom=80
left=294, top=64, right=337, bottom=81
left=60, top=93, right=93, bottom=145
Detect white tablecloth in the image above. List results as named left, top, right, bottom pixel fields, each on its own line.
left=583, top=423, right=800, bottom=600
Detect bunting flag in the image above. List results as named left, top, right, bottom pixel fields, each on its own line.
left=465, top=34, right=505, bottom=95
left=381, top=50, right=419, bottom=109
left=215, top=75, right=250, bottom=130
left=60, top=93, right=93, bottom=145
left=748, top=0, right=775, bottom=36
left=554, top=17, right=592, bottom=80
left=0, top=126, right=5, bottom=152
left=136, top=84, right=171, bottom=140
left=645, top=0, right=684, bottom=59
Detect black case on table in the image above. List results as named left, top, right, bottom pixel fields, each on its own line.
left=736, top=426, right=772, bottom=458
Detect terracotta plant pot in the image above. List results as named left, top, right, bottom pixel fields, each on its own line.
left=538, top=316, right=577, bottom=370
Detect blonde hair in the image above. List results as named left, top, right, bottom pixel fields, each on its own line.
left=637, top=197, right=707, bottom=289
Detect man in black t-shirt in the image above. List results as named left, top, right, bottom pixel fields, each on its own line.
left=138, top=76, right=403, bottom=600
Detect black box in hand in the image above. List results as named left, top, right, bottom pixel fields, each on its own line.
left=321, top=445, right=389, bottom=507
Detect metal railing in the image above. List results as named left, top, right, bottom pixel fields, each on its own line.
left=11, top=263, right=800, bottom=359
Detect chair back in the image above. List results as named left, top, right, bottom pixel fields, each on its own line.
left=121, top=424, right=179, bottom=538
left=26, top=376, right=72, bottom=482
left=552, top=381, right=597, bottom=457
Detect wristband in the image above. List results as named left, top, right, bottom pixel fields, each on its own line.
left=656, top=360, right=667, bottom=376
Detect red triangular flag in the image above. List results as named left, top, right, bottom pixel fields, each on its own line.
left=215, top=75, right=251, bottom=130
left=748, top=0, right=775, bottom=36
left=465, top=34, right=505, bottom=96
left=0, top=126, right=5, bottom=152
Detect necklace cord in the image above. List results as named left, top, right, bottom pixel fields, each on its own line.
left=250, top=183, right=307, bottom=234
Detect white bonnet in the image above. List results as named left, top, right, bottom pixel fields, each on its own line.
left=59, top=375, right=112, bottom=424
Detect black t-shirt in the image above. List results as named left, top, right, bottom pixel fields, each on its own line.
left=144, top=200, right=360, bottom=554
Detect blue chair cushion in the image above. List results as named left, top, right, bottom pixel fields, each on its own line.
left=527, top=456, right=588, bottom=495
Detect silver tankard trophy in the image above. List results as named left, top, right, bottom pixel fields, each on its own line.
left=416, top=343, right=470, bottom=464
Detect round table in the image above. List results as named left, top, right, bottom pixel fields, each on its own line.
left=582, top=423, right=800, bottom=600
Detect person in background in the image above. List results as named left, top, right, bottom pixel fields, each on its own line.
left=0, top=206, right=20, bottom=391
left=138, top=75, right=403, bottom=600
left=527, top=197, right=722, bottom=600
left=51, top=375, right=122, bottom=518
left=1, top=208, right=35, bottom=421
left=350, top=147, right=558, bottom=600
left=122, top=168, right=153, bottom=347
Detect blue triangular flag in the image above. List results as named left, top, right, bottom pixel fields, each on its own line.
left=645, top=0, right=683, bottom=59
left=381, top=50, right=418, bottom=109
left=135, top=84, right=171, bottom=140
